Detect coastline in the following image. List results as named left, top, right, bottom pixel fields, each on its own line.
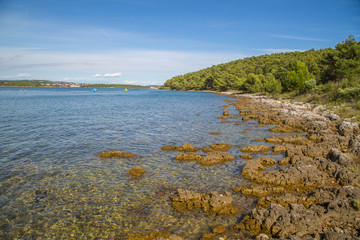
left=138, top=92, right=360, bottom=239
left=203, top=92, right=360, bottom=239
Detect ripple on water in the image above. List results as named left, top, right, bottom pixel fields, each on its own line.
left=0, top=88, right=282, bottom=239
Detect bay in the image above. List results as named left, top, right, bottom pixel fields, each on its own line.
left=0, top=87, right=279, bottom=239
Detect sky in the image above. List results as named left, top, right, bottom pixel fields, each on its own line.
left=0, top=0, right=359, bottom=85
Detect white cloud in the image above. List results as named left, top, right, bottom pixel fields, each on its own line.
left=93, top=72, right=122, bottom=78
left=0, top=47, right=246, bottom=84
left=104, top=72, right=122, bottom=77
left=16, top=73, right=31, bottom=77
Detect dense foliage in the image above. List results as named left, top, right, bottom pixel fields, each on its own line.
left=163, top=35, right=360, bottom=103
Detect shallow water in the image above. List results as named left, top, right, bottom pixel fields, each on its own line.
left=0, top=88, right=283, bottom=239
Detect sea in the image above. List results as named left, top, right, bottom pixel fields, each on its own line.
left=0, top=87, right=282, bottom=239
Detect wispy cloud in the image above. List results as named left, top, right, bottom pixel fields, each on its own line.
left=93, top=72, right=122, bottom=77
left=0, top=47, right=246, bottom=84
left=270, top=34, right=329, bottom=42
left=16, top=73, right=32, bottom=77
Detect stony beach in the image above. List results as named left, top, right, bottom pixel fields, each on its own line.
left=126, top=93, right=360, bottom=240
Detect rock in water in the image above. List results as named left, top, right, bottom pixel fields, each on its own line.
left=128, top=165, right=146, bottom=177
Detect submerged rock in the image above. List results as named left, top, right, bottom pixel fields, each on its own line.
left=161, top=143, right=198, bottom=152
left=198, top=151, right=235, bottom=165
left=175, top=152, right=202, bottom=161
left=128, top=165, right=146, bottom=177
left=203, top=143, right=233, bottom=152
left=171, top=188, right=238, bottom=215
left=98, top=150, right=135, bottom=158
left=241, top=145, right=271, bottom=153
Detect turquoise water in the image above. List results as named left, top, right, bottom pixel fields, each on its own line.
left=0, top=87, right=281, bottom=239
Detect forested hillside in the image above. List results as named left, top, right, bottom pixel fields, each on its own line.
left=163, top=35, right=359, bottom=104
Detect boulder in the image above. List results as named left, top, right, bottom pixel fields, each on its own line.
left=349, top=135, right=360, bottom=158
left=338, top=120, right=359, bottom=136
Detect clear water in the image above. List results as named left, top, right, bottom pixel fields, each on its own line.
left=0, top=87, right=282, bottom=239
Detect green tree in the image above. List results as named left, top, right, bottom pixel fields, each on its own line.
left=286, top=61, right=313, bottom=91
left=244, top=73, right=263, bottom=93
left=264, top=73, right=282, bottom=94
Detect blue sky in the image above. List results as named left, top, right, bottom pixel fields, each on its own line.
left=0, top=0, right=359, bottom=85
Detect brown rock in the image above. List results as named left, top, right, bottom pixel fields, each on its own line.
left=264, top=135, right=311, bottom=145
left=175, top=152, right=201, bottom=161
left=210, top=131, right=221, bottom=135
left=241, top=145, right=271, bottom=153
left=128, top=165, right=146, bottom=177
left=272, top=145, right=287, bottom=153
left=161, top=143, right=198, bottom=152
left=256, top=157, right=277, bottom=166
left=240, top=154, right=254, bottom=159
left=269, top=125, right=293, bottom=133
left=203, top=143, right=233, bottom=152
left=213, top=225, right=226, bottom=234
left=198, top=151, right=235, bottom=165
left=98, top=150, right=135, bottom=158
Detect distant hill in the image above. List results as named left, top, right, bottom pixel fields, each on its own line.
left=0, top=80, right=149, bottom=89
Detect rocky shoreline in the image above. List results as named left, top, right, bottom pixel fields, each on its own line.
left=126, top=93, right=360, bottom=240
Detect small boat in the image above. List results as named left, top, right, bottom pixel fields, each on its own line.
left=93, top=88, right=97, bottom=92
left=124, top=87, right=128, bottom=92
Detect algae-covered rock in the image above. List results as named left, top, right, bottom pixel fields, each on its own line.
left=269, top=125, right=293, bottom=133
left=264, top=135, right=311, bottom=145
left=272, top=145, right=287, bottom=153
left=161, top=143, right=198, bottom=152
left=98, top=150, right=135, bottom=158
left=171, top=188, right=238, bottom=215
left=198, top=151, right=235, bottom=165
left=128, top=165, right=146, bottom=177
left=240, top=154, right=254, bottom=160
left=241, top=145, right=271, bottom=153
left=256, top=157, right=277, bottom=166
left=203, top=143, right=233, bottom=152
left=175, top=152, right=202, bottom=161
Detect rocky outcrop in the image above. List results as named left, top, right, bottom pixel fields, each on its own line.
left=98, top=150, right=135, bottom=158
left=264, top=134, right=311, bottom=145
left=171, top=188, right=239, bottom=215
left=349, top=135, right=360, bottom=158
left=338, top=120, right=359, bottom=136
left=233, top=184, right=285, bottom=198
left=234, top=203, right=322, bottom=237
left=198, top=151, right=235, bottom=165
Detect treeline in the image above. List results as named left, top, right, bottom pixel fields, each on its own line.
left=163, top=35, right=360, bottom=102
left=0, top=80, right=50, bottom=87
left=81, top=84, right=148, bottom=89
